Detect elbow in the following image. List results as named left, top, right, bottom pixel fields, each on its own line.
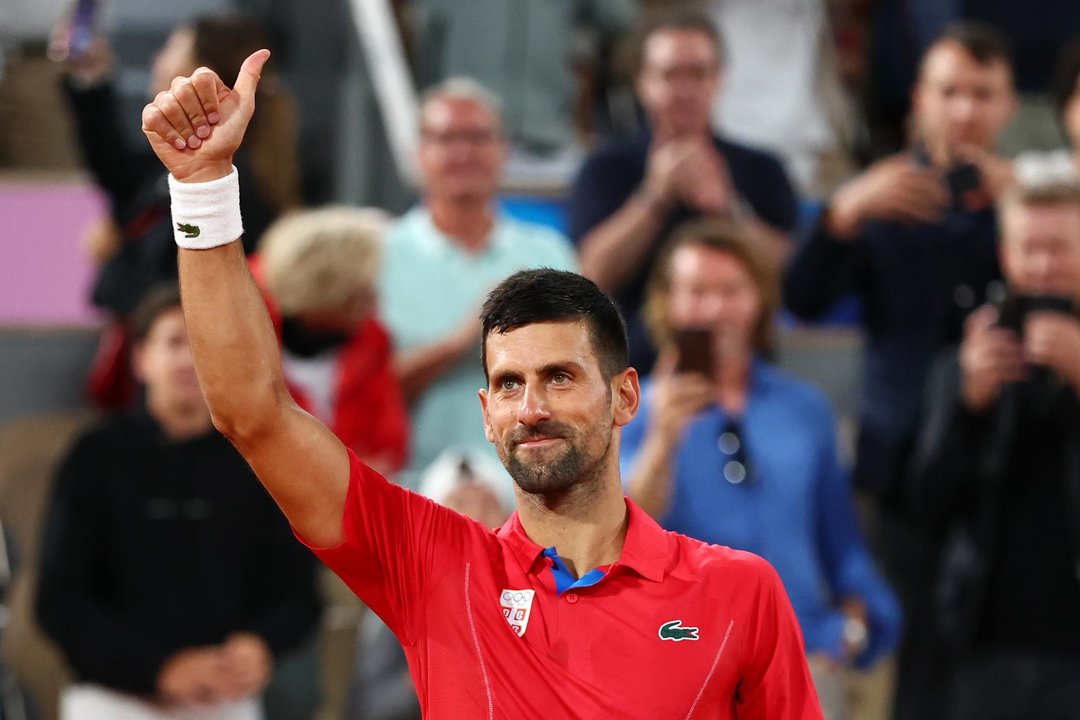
left=207, top=384, right=289, bottom=444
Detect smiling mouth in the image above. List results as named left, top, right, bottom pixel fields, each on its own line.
left=515, top=437, right=563, bottom=449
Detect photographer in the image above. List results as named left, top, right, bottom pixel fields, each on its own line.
left=910, top=179, right=1080, bottom=720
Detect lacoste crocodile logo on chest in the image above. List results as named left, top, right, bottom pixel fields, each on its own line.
left=658, top=619, right=700, bottom=641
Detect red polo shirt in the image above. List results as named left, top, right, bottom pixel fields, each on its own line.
left=304, top=451, right=822, bottom=719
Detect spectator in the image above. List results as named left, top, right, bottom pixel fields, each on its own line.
left=344, top=448, right=511, bottom=720
left=379, top=77, right=578, bottom=492
left=910, top=179, right=1080, bottom=720
left=623, top=219, right=900, bottom=720
left=62, top=13, right=301, bottom=408
left=252, top=206, right=409, bottom=478
left=782, top=21, right=1016, bottom=720
left=35, top=284, right=321, bottom=720
left=408, top=0, right=638, bottom=176
left=568, top=10, right=797, bottom=374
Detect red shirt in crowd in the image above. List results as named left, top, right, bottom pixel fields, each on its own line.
left=302, top=451, right=823, bottom=719
left=249, top=257, right=409, bottom=474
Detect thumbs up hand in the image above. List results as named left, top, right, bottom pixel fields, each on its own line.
left=141, top=49, right=270, bottom=183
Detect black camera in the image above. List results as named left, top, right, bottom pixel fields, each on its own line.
left=996, top=292, right=1076, bottom=334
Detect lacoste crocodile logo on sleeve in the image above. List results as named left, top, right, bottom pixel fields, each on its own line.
left=176, top=222, right=201, bottom=239
left=658, top=619, right=700, bottom=641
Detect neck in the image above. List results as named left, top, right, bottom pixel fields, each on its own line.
left=146, top=393, right=213, bottom=441
left=714, top=351, right=752, bottom=415
left=428, top=197, right=495, bottom=253
left=514, top=459, right=628, bottom=579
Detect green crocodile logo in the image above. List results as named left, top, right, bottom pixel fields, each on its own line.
left=176, top=222, right=201, bottom=239
left=658, top=619, right=699, bottom=642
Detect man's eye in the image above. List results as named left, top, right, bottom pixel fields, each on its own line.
left=501, top=379, right=519, bottom=391
left=552, top=373, right=569, bottom=384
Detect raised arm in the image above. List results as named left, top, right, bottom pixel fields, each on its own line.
left=140, top=51, right=348, bottom=548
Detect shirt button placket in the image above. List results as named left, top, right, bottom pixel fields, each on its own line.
left=565, top=592, right=579, bottom=604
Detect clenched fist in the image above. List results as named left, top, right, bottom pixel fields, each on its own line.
left=141, top=49, right=270, bottom=183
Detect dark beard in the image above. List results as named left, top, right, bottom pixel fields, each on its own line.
left=502, top=423, right=611, bottom=497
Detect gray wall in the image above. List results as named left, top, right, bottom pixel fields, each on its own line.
left=0, top=328, right=99, bottom=428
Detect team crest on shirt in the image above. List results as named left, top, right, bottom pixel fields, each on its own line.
left=499, top=589, right=536, bottom=637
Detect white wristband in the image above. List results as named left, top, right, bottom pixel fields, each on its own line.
left=168, top=166, right=244, bottom=250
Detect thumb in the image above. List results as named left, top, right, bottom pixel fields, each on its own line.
left=233, top=49, right=271, bottom=107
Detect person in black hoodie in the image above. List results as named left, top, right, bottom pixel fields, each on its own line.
left=36, top=284, right=320, bottom=718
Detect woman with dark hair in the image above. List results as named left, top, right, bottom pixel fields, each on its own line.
left=62, top=13, right=301, bottom=407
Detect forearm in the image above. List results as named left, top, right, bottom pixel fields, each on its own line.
left=179, top=240, right=289, bottom=437
left=579, top=194, right=667, bottom=295
left=626, top=433, right=678, bottom=518
left=394, top=336, right=470, bottom=406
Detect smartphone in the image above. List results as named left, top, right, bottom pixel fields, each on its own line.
left=672, top=327, right=715, bottom=379
left=50, top=0, right=99, bottom=61
left=946, top=162, right=982, bottom=210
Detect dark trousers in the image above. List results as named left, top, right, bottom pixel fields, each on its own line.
left=872, top=511, right=952, bottom=720
left=949, top=650, right=1080, bottom=720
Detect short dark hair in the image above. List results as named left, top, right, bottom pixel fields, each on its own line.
left=480, top=269, right=629, bottom=381
left=130, top=283, right=183, bottom=345
left=636, top=9, right=726, bottom=71
left=1053, top=36, right=1080, bottom=135
left=926, top=21, right=1013, bottom=70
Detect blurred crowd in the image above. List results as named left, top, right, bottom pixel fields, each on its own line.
left=3, top=1, right=1080, bottom=720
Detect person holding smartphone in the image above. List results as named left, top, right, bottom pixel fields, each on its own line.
left=910, top=179, right=1080, bottom=720
left=781, top=22, right=1019, bottom=720
left=623, top=219, right=900, bottom=720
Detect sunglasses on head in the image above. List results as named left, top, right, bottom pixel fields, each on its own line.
left=717, top=418, right=753, bottom=485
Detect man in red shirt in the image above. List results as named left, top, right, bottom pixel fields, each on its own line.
left=138, top=50, right=823, bottom=718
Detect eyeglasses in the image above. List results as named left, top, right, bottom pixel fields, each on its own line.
left=717, top=418, right=752, bottom=485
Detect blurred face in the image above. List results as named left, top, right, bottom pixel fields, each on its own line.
left=149, top=26, right=197, bottom=97
left=480, top=321, right=637, bottom=497
left=418, top=97, right=507, bottom=203
left=443, top=482, right=509, bottom=529
left=1000, top=202, right=1080, bottom=300
left=667, top=244, right=762, bottom=360
left=297, top=284, right=377, bottom=333
left=913, top=40, right=1016, bottom=157
left=636, top=28, right=722, bottom=138
left=1065, top=76, right=1080, bottom=149
left=133, top=307, right=205, bottom=410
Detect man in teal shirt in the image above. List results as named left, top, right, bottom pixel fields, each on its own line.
left=380, top=78, right=578, bottom=493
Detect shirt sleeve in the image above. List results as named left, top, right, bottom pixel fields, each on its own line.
left=735, top=557, right=824, bottom=720
left=738, top=151, right=799, bottom=234
left=297, top=450, right=483, bottom=643
left=812, top=404, right=902, bottom=668
left=566, top=148, right=639, bottom=246
left=782, top=218, right=861, bottom=321
left=35, top=432, right=173, bottom=694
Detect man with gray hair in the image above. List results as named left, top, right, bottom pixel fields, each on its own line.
left=379, top=77, right=578, bottom=491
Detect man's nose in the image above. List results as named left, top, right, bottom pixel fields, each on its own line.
left=518, top=384, right=551, bottom=425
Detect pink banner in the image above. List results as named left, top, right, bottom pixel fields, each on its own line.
left=0, top=181, right=108, bottom=327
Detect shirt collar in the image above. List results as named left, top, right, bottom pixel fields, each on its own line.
left=496, top=497, right=672, bottom=584
left=413, top=204, right=510, bottom=257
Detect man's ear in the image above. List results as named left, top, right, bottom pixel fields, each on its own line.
left=478, top=388, right=495, bottom=443
left=612, top=367, right=640, bottom=428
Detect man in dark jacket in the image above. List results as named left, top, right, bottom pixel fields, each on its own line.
left=911, top=178, right=1080, bottom=720
left=36, top=285, right=321, bottom=718
left=782, top=22, right=1017, bottom=720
